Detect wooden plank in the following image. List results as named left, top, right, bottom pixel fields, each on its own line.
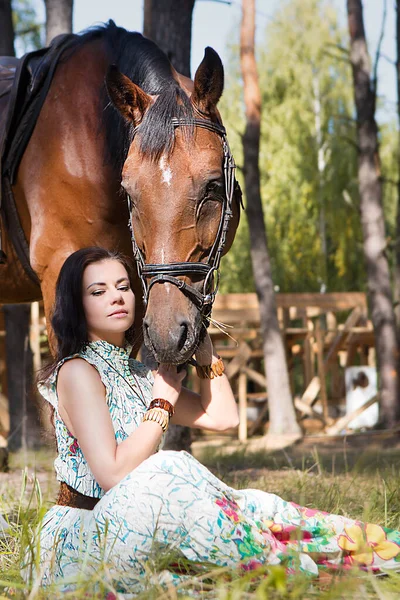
left=0, top=393, right=9, bottom=435
left=301, top=376, right=321, bottom=406
left=212, top=292, right=367, bottom=312
left=30, top=302, right=41, bottom=375
left=294, top=397, right=325, bottom=421
left=324, top=307, right=362, bottom=368
left=242, top=365, right=266, bottom=388
left=225, top=342, right=252, bottom=379
left=238, top=371, right=247, bottom=442
left=315, top=321, right=328, bottom=420
left=248, top=401, right=269, bottom=436
left=325, top=395, right=378, bottom=435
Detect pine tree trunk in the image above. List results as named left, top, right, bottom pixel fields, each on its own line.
left=348, top=0, right=399, bottom=427
left=240, top=0, right=301, bottom=439
left=395, top=1, right=400, bottom=327
left=44, top=0, right=73, bottom=46
left=143, top=0, right=195, bottom=450
left=0, top=3, right=43, bottom=451
left=143, top=0, right=195, bottom=76
left=3, top=305, right=42, bottom=450
left=0, top=0, right=15, bottom=56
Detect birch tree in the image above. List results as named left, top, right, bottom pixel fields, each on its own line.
left=240, top=0, right=301, bottom=439
left=347, top=0, right=399, bottom=427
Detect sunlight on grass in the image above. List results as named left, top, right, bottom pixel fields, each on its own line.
left=0, top=444, right=400, bottom=598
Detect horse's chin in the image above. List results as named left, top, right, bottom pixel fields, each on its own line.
left=143, top=322, right=204, bottom=366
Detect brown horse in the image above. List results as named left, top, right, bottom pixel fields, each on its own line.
left=0, top=22, right=240, bottom=363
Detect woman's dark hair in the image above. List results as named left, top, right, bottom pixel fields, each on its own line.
left=39, top=247, right=137, bottom=384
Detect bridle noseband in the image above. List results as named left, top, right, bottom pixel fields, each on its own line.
left=127, top=117, right=241, bottom=319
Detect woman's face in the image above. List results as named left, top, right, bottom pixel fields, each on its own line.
left=82, top=259, right=135, bottom=345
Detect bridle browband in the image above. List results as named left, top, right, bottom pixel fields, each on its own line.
left=127, top=117, right=240, bottom=318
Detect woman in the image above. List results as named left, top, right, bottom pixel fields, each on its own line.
left=25, top=247, right=400, bottom=594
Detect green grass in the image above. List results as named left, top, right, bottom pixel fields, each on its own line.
left=1, top=443, right=400, bottom=598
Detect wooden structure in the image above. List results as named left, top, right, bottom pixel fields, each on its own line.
left=201, top=292, right=374, bottom=441
left=0, top=293, right=376, bottom=443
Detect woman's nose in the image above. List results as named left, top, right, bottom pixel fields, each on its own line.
left=111, top=289, right=124, bottom=304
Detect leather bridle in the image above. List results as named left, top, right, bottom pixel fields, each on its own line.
left=127, top=117, right=241, bottom=319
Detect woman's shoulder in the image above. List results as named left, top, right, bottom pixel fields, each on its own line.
left=57, top=356, right=100, bottom=380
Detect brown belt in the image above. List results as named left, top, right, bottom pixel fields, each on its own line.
left=56, top=481, right=100, bottom=510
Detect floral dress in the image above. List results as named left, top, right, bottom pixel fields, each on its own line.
left=24, top=340, right=400, bottom=595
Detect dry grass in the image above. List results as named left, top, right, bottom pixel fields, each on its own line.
left=0, top=440, right=400, bottom=598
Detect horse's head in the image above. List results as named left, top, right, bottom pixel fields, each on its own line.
left=105, top=48, right=241, bottom=364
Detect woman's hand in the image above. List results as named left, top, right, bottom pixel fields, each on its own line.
left=152, top=364, right=187, bottom=406
left=195, top=332, right=214, bottom=366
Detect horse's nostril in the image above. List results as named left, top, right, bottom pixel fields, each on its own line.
left=143, top=319, right=151, bottom=341
left=177, top=322, right=188, bottom=352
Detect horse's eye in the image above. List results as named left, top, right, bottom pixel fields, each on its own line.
left=204, top=180, right=224, bottom=201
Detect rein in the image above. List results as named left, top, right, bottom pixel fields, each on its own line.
left=127, top=117, right=240, bottom=319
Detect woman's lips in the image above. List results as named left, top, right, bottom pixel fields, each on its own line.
left=108, top=310, right=128, bottom=318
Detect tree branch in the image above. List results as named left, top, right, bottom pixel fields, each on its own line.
left=373, top=0, right=387, bottom=94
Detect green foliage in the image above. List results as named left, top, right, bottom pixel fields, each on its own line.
left=12, top=0, right=43, bottom=54
left=220, top=0, right=375, bottom=293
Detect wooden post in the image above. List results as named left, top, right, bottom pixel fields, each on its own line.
left=238, top=370, right=248, bottom=442
left=30, top=302, right=42, bottom=375
left=302, top=317, right=313, bottom=388
left=315, top=321, right=329, bottom=421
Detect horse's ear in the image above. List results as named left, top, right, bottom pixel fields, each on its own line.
left=105, top=65, right=152, bottom=124
left=192, top=47, right=224, bottom=113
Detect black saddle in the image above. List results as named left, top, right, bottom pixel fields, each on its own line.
left=0, top=33, right=78, bottom=279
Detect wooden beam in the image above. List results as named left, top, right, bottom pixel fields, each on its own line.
left=212, top=292, right=368, bottom=312
left=316, top=321, right=329, bottom=421
left=225, top=341, right=252, bottom=379
left=248, top=401, right=269, bottom=436
left=325, top=395, right=378, bottom=435
left=30, top=302, right=41, bottom=374
left=238, top=371, right=248, bottom=442
left=294, top=397, right=325, bottom=421
left=323, top=306, right=362, bottom=368
left=301, top=376, right=321, bottom=406
left=242, top=365, right=266, bottom=388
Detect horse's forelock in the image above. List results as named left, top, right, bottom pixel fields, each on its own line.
left=74, top=22, right=195, bottom=171
left=136, top=86, right=195, bottom=161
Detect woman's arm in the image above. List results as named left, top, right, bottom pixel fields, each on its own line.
left=58, top=359, right=185, bottom=492
left=171, top=335, right=240, bottom=432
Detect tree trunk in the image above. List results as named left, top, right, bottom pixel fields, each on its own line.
left=348, top=0, right=399, bottom=428
left=0, top=0, right=15, bottom=56
left=3, top=305, right=42, bottom=450
left=240, top=0, right=301, bottom=438
left=0, top=3, right=43, bottom=451
left=143, top=0, right=195, bottom=77
left=142, top=0, right=195, bottom=450
left=395, top=1, right=400, bottom=327
left=44, top=0, right=73, bottom=46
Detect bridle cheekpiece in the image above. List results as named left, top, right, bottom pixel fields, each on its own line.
left=127, top=117, right=240, bottom=320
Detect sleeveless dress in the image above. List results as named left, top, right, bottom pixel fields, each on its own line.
left=24, top=340, right=400, bottom=595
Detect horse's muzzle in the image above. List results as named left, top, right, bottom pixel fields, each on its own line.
left=143, top=310, right=203, bottom=364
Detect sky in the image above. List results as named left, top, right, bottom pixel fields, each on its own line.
left=30, top=0, right=398, bottom=124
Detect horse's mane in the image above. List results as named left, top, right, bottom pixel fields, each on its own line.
left=73, top=20, right=194, bottom=171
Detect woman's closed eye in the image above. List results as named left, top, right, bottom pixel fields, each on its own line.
left=91, top=285, right=131, bottom=296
